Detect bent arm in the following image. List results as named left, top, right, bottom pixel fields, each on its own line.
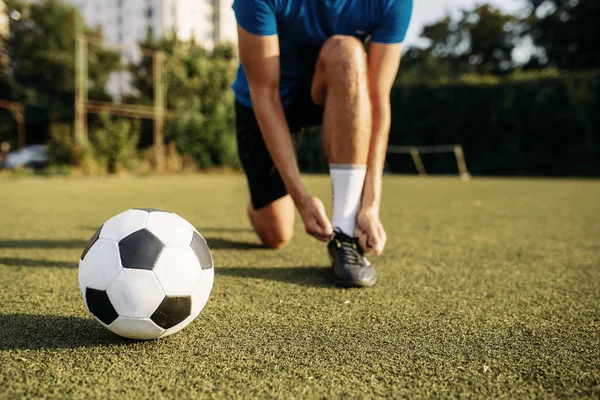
left=237, top=26, right=309, bottom=205
left=362, top=42, right=402, bottom=210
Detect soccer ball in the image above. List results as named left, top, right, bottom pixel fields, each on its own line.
left=78, top=208, right=214, bottom=340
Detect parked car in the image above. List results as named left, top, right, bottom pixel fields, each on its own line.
left=2, top=145, right=49, bottom=170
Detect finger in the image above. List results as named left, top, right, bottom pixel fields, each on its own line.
left=318, top=215, right=333, bottom=238
left=313, top=233, right=330, bottom=242
left=371, top=240, right=384, bottom=256
left=365, top=225, right=385, bottom=255
left=355, top=227, right=372, bottom=253
left=308, top=219, right=330, bottom=242
left=371, top=244, right=383, bottom=256
left=358, top=233, right=371, bottom=254
left=373, top=225, right=387, bottom=256
left=364, top=225, right=379, bottom=246
left=315, top=201, right=333, bottom=237
left=312, top=230, right=329, bottom=242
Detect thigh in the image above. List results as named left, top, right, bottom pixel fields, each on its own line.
left=235, top=101, right=289, bottom=210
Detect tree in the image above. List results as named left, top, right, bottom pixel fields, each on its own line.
left=466, top=5, right=521, bottom=74
left=125, top=35, right=239, bottom=168
left=0, top=0, right=120, bottom=144
left=525, top=0, right=600, bottom=70
left=398, top=46, right=459, bottom=84
left=397, top=4, right=522, bottom=82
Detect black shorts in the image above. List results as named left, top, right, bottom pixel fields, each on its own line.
left=235, top=82, right=324, bottom=210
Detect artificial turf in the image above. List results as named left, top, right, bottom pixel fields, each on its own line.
left=0, top=174, right=599, bottom=399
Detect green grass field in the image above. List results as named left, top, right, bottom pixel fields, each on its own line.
left=0, top=175, right=599, bottom=398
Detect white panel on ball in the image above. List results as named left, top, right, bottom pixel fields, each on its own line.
left=100, top=209, right=149, bottom=241
left=145, top=212, right=195, bottom=247
left=107, top=269, right=165, bottom=318
left=109, top=317, right=165, bottom=340
left=191, top=270, right=215, bottom=317
left=153, top=246, right=202, bottom=296
left=78, top=239, right=122, bottom=291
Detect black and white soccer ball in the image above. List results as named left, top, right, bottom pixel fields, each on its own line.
left=78, top=208, right=214, bottom=340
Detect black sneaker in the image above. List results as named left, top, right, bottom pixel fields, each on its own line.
left=327, top=229, right=377, bottom=288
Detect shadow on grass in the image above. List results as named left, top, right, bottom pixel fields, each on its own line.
left=205, top=237, right=264, bottom=250
left=217, top=266, right=335, bottom=288
left=0, top=236, right=261, bottom=251
left=0, top=239, right=88, bottom=249
left=80, top=226, right=254, bottom=235
left=197, top=227, right=253, bottom=234
left=0, top=314, right=132, bottom=350
left=0, top=237, right=263, bottom=269
left=0, top=258, right=76, bottom=268
left=79, top=226, right=102, bottom=231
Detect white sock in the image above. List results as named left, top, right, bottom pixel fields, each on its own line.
left=330, top=164, right=367, bottom=237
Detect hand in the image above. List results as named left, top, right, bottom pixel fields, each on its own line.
left=297, top=195, right=333, bottom=242
left=356, top=207, right=387, bottom=256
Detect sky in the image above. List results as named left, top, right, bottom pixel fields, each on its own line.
left=404, top=0, right=526, bottom=47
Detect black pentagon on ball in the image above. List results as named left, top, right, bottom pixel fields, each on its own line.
left=191, top=231, right=213, bottom=270
left=86, top=288, right=118, bottom=325
left=133, top=208, right=173, bottom=213
left=119, top=229, right=165, bottom=270
left=80, top=224, right=103, bottom=261
left=150, top=295, right=192, bottom=329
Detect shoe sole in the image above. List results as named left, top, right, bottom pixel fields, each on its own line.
left=328, top=252, right=377, bottom=288
left=334, top=276, right=377, bottom=288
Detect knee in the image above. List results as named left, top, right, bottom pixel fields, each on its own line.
left=260, top=229, right=293, bottom=250
left=319, top=35, right=367, bottom=74
left=247, top=202, right=294, bottom=250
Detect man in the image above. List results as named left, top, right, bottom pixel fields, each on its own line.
left=232, top=0, right=413, bottom=288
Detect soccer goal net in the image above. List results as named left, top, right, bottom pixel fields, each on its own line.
left=386, top=144, right=472, bottom=181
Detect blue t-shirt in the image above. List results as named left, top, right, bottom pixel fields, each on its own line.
left=231, top=0, right=413, bottom=108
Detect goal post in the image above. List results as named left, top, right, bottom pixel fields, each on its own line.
left=386, top=144, right=472, bottom=181
left=74, top=21, right=172, bottom=170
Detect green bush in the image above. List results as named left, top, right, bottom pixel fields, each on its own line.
left=296, top=71, right=600, bottom=176
left=127, top=38, right=240, bottom=170
left=136, top=142, right=198, bottom=175
left=388, top=72, right=600, bottom=176
left=39, top=164, right=73, bottom=176
left=90, top=114, right=141, bottom=174
left=47, top=123, right=77, bottom=166
left=167, top=97, right=240, bottom=170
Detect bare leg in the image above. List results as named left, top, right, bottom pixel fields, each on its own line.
left=312, top=35, right=372, bottom=165
left=247, top=195, right=295, bottom=249
left=311, top=35, right=377, bottom=287
left=246, top=36, right=370, bottom=249
left=312, top=36, right=372, bottom=237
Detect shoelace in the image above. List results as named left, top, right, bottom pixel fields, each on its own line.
left=333, top=238, right=364, bottom=266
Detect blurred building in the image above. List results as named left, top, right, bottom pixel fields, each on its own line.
left=64, top=0, right=237, bottom=50
left=61, top=0, right=238, bottom=100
